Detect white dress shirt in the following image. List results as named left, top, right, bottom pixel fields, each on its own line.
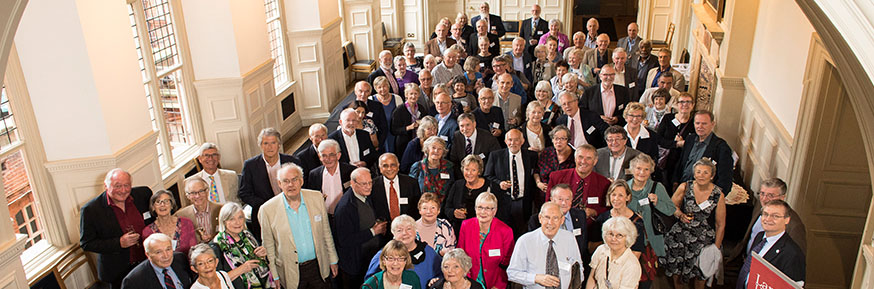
left=624, top=124, right=650, bottom=150
left=264, top=157, right=282, bottom=196
left=342, top=131, right=361, bottom=163
left=507, top=229, right=583, bottom=289
left=509, top=150, right=526, bottom=198
left=322, top=166, right=343, bottom=214
left=608, top=151, right=626, bottom=180
left=568, top=111, right=588, bottom=149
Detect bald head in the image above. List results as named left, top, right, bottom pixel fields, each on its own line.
left=354, top=81, right=371, bottom=100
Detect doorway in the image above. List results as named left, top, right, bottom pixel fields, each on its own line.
left=572, top=0, right=638, bottom=42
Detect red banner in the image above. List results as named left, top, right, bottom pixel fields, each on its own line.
left=747, top=253, right=802, bottom=289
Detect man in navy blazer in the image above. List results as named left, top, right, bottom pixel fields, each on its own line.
left=519, top=4, right=549, bottom=49
left=239, top=127, right=302, bottom=241
left=429, top=92, right=459, bottom=148
left=673, top=111, right=734, bottom=193
left=470, top=2, right=506, bottom=38
left=505, top=38, right=534, bottom=83
left=294, top=123, right=328, bottom=177
left=333, top=168, right=389, bottom=289
left=370, top=153, right=421, bottom=221
left=737, top=200, right=805, bottom=288
left=121, top=233, right=192, bottom=289
left=305, top=139, right=357, bottom=216
left=528, top=184, right=590, bottom=279
left=449, top=113, right=501, bottom=173
left=467, top=18, right=502, bottom=57
left=485, top=129, right=538, bottom=238
left=555, top=91, right=609, bottom=149
left=354, top=81, right=389, bottom=147
left=580, top=65, right=630, bottom=127
left=329, top=108, right=378, bottom=168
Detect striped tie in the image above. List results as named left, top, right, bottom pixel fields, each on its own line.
left=163, top=269, right=177, bottom=289
left=208, top=175, right=219, bottom=203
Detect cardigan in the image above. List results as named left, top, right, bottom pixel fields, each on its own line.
left=457, top=218, right=514, bottom=289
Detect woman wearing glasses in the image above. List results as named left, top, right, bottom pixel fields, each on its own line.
left=656, top=92, right=696, bottom=185
left=586, top=217, right=642, bottom=289
left=362, top=240, right=422, bottom=289
left=457, top=192, right=514, bottom=289
left=141, top=190, right=196, bottom=254
left=189, top=243, right=260, bottom=289
left=364, top=215, right=442, bottom=289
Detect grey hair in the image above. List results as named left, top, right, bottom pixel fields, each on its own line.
left=442, top=248, right=473, bottom=273
left=188, top=243, right=215, bottom=264
left=539, top=202, right=561, bottom=216
left=104, top=168, right=130, bottom=186
left=184, top=176, right=209, bottom=194
left=277, top=163, right=304, bottom=181
left=561, top=72, right=578, bottom=84
left=257, top=127, right=281, bottom=145
left=198, top=142, right=219, bottom=156
left=612, top=47, right=627, bottom=58
left=394, top=55, right=406, bottom=66
left=601, top=217, right=638, bottom=248
left=422, top=136, right=447, bottom=157
left=629, top=153, right=655, bottom=171
left=404, top=42, right=416, bottom=50
left=405, top=83, right=420, bottom=94
left=144, top=233, right=172, bottom=254
left=318, top=139, right=341, bottom=154
left=534, top=80, right=552, bottom=94
left=416, top=116, right=439, bottom=140
left=760, top=178, right=788, bottom=195
left=351, top=167, right=371, bottom=183
left=390, top=215, right=417, bottom=234
left=217, top=202, right=246, bottom=232
left=309, top=123, right=327, bottom=136
left=549, top=19, right=562, bottom=26
left=526, top=101, right=544, bottom=119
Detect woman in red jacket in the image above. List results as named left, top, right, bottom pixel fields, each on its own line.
left=457, top=192, right=514, bottom=289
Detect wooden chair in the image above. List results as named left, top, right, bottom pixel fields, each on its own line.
left=54, top=245, right=98, bottom=289
left=345, top=41, right=376, bottom=79
left=382, top=23, right=404, bottom=55
left=652, top=22, right=675, bottom=49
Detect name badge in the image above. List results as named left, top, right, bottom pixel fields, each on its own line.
left=478, top=153, right=486, bottom=159
left=413, top=251, right=423, bottom=259
left=363, top=148, right=371, bottom=156
left=142, top=211, right=152, bottom=220
left=488, top=249, right=501, bottom=257
left=525, top=63, right=530, bottom=68
left=491, top=26, right=497, bottom=30
left=672, top=118, right=681, bottom=127
left=399, top=197, right=409, bottom=205
left=440, top=173, right=450, bottom=179
left=400, top=284, right=413, bottom=289
left=698, top=200, right=712, bottom=210
left=343, top=181, right=351, bottom=189
left=480, top=63, right=485, bottom=67
left=492, top=122, right=500, bottom=129
left=628, top=82, right=636, bottom=88
left=490, top=43, right=496, bottom=47
left=617, top=104, right=625, bottom=110
left=573, top=228, right=582, bottom=236
left=367, top=112, right=374, bottom=118
left=559, top=262, right=572, bottom=272
left=440, top=135, right=449, bottom=141
left=171, top=240, right=178, bottom=250
left=587, top=197, right=599, bottom=204
left=314, top=215, right=323, bottom=222
left=586, top=126, right=595, bottom=134
left=536, top=31, right=543, bottom=35
left=638, top=198, right=650, bottom=206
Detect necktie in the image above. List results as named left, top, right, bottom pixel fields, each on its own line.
left=208, top=175, right=219, bottom=203
left=389, top=180, right=400, bottom=220
left=466, top=138, right=473, bottom=155
left=572, top=179, right=586, bottom=210
left=387, top=69, right=399, bottom=93
left=737, top=237, right=768, bottom=289
left=163, top=268, right=177, bottom=289
left=568, top=118, right=576, bottom=146
left=511, top=155, right=520, bottom=199
left=546, top=240, right=559, bottom=289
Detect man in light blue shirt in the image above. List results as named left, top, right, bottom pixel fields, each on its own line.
left=509, top=202, right=584, bottom=289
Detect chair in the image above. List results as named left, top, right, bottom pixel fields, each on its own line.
left=54, top=245, right=98, bottom=289
left=652, top=22, right=675, bottom=49
left=500, top=20, right=521, bottom=53
left=382, top=23, right=404, bottom=55
left=345, top=41, right=376, bottom=79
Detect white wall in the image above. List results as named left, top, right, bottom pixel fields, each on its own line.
left=746, top=0, right=815, bottom=136
left=228, top=0, right=271, bottom=74
left=183, top=0, right=241, bottom=79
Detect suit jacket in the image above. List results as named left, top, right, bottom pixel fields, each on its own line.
left=79, top=189, right=153, bottom=284
left=431, top=112, right=459, bottom=148
left=367, top=68, right=399, bottom=95
left=616, top=63, right=639, bottom=97
left=294, top=145, right=321, bottom=180
left=645, top=67, right=686, bottom=92
left=239, top=153, right=301, bottom=235
left=504, top=51, right=534, bottom=83
left=616, top=36, right=642, bottom=59
left=449, top=128, right=501, bottom=167
left=328, top=129, right=378, bottom=167
left=583, top=48, right=613, bottom=72
left=370, top=174, right=422, bottom=219
left=732, top=202, right=807, bottom=260
left=632, top=54, right=659, bottom=97
left=580, top=84, right=631, bottom=126
left=467, top=33, right=501, bottom=56
left=594, top=147, right=641, bottom=181
left=391, top=103, right=426, bottom=154
left=484, top=149, right=538, bottom=202
left=470, top=14, right=506, bottom=37
left=259, top=189, right=339, bottom=288
left=555, top=110, right=609, bottom=148
left=333, top=189, right=386, bottom=275
left=527, top=208, right=589, bottom=262
left=121, top=253, right=192, bottom=289
left=673, top=133, right=734, bottom=193
left=174, top=201, right=221, bottom=243
left=518, top=123, right=553, bottom=151
left=187, top=169, right=240, bottom=206
left=627, top=127, right=660, bottom=167
left=424, top=38, right=457, bottom=58
left=745, top=232, right=806, bottom=283
left=519, top=18, right=549, bottom=42
left=306, top=163, right=356, bottom=192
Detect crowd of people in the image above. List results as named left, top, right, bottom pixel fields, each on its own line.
left=78, top=3, right=808, bottom=289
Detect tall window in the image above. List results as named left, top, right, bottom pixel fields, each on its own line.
left=129, top=0, right=194, bottom=168
left=264, top=0, right=291, bottom=92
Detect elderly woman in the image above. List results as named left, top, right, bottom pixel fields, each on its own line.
left=538, top=19, right=569, bottom=54
left=189, top=243, right=259, bottom=289
left=404, top=42, right=424, bottom=73
left=449, top=75, right=477, bottom=112
left=400, top=116, right=438, bottom=174
left=665, top=158, right=726, bottom=289
left=444, top=155, right=493, bottom=232
left=427, top=249, right=484, bottom=289
left=423, top=55, right=438, bottom=74
left=623, top=102, right=660, bottom=166
left=392, top=83, right=426, bottom=153
left=366, top=215, right=442, bottom=289
left=550, top=60, right=570, bottom=99
left=141, top=190, right=196, bottom=254
left=373, top=76, right=405, bottom=153
left=594, top=181, right=646, bottom=258
left=475, top=36, right=495, bottom=74
left=535, top=125, right=576, bottom=191
left=457, top=192, right=514, bottom=289
left=567, top=48, right=595, bottom=88
left=586, top=217, right=642, bottom=289
left=362, top=240, right=423, bottom=289
left=627, top=154, right=677, bottom=260
left=533, top=81, right=561, bottom=127
left=410, top=136, right=455, bottom=201
left=211, top=202, right=275, bottom=289
left=531, top=45, right=555, bottom=83
left=349, top=100, right=381, bottom=148
left=519, top=101, right=552, bottom=152
left=417, top=192, right=457, bottom=255
left=462, top=57, right=484, bottom=94
left=656, top=92, right=696, bottom=186
left=560, top=73, right=583, bottom=101
left=395, top=56, right=420, bottom=96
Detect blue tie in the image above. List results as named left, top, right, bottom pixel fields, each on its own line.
left=737, top=236, right=768, bottom=289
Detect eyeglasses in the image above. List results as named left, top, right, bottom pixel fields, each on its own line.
left=319, top=153, right=339, bottom=159
left=201, top=153, right=220, bottom=159
left=677, top=100, right=694, bottom=104
left=605, top=231, right=625, bottom=240
left=757, top=192, right=784, bottom=199
left=475, top=205, right=496, bottom=211
left=384, top=256, right=407, bottom=263
left=553, top=137, right=568, bottom=141
left=155, top=199, right=173, bottom=205
left=194, top=257, right=217, bottom=267
left=187, top=189, right=208, bottom=195
left=761, top=212, right=786, bottom=219
left=355, top=180, right=373, bottom=186
left=606, top=137, right=625, bottom=143
left=279, top=177, right=302, bottom=184
left=626, top=114, right=644, bottom=119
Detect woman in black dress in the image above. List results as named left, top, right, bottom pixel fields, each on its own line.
left=443, top=154, right=493, bottom=234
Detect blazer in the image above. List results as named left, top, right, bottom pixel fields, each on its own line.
left=504, top=51, right=534, bottom=83
left=333, top=189, right=386, bottom=275
left=519, top=18, right=549, bottom=42
left=731, top=201, right=807, bottom=260
left=294, top=144, right=321, bottom=180
left=467, top=33, right=501, bottom=56
left=484, top=149, right=538, bottom=201
left=367, top=68, right=399, bottom=95
left=79, top=189, right=153, bottom=284
left=259, top=189, right=339, bottom=288
left=424, top=37, right=457, bottom=58
left=616, top=63, right=639, bottom=97
left=470, top=14, right=506, bottom=37
left=186, top=169, right=240, bottom=206
left=593, top=147, right=642, bottom=181
left=616, top=36, right=642, bottom=58
left=391, top=103, right=426, bottom=154
left=306, top=163, right=356, bottom=192
left=121, top=253, right=192, bottom=289
left=328, top=129, right=378, bottom=167
left=554, top=110, right=610, bottom=148
left=365, top=99, right=391, bottom=146
left=527, top=207, right=589, bottom=262
left=580, top=84, right=631, bottom=126
left=457, top=218, right=514, bottom=289
left=745, top=231, right=806, bottom=283
left=632, top=54, right=659, bottom=97
left=239, top=153, right=301, bottom=230
left=518, top=123, right=553, bottom=151
left=645, top=67, right=686, bottom=92
left=174, top=201, right=222, bottom=243
left=431, top=112, right=459, bottom=147
left=450, top=128, right=502, bottom=167
left=673, top=133, right=734, bottom=193
left=627, top=127, right=660, bottom=167
left=583, top=48, right=613, bottom=72
left=370, top=174, right=422, bottom=219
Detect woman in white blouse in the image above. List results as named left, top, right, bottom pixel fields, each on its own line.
left=189, top=243, right=258, bottom=289
left=520, top=101, right=552, bottom=153
left=586, top=217, right=642, bottom=289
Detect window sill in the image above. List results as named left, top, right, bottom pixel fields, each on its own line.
left=20, top=238, right=57, bottom=284
left=276, top=80, right=296, bottom=99
left=160, top=145, right=199, bottom=181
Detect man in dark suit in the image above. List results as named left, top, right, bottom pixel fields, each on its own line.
left=333, top=168, right=389, bottom=289
left=430, top=92, right=459, bottom=148
left=467, top=18, right=501, bottom=57
left=306, top=139, right=356, bottom=215
left=470, top=2, right=505, bottom=38
left=329, top=108, right=378, bottom=168
left=737, top=200, right=806, bottom=288
left=450, top=113, right=501, bottom=173
left=631, top=40, right=658, bottom=99
left=616, top=23, right=642, bottom=60
left=580, top=65, right=630, bottom=127
left=371, top=153, right=421, bottom=221
left=555, top=92, right=609, bottom=149
left=80, top=169, right=153, bottom=289
left=505, top=38, right=534, bottom=83
left=594, top=126, right=642, bottom=181
left=366, top=50, right=399, bottom=95
left=612, top=48, right=639, bottom=98
left=528, top=184, right=590, bottom=279
left=673, top=111, right=734, bottom=193
left=294, top=123, right=328, bottom=177
left=730, top=178, right=807, bottom=261
left=353, top=81, right=389, bottom=147
left=239, top=127, right=302, bottom=241
left=485, top=129, right=538, bottom=238
left=519, top=4, right=549, bottom=50
left=121, top=233, right=192, bottom=289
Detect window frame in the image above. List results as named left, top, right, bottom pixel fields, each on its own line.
left=264, top=0, right=294, bottom=97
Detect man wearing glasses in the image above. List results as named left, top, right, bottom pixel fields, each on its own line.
left=730, top=178, right=807, bottom=261
left=593, top=126, right=641, bottom=181
left=334, top=167, right=390, bottom=289
left=187, top=142, right=240, bottom=206
left=178, top=177, right=222, bottom=243
left=581, top=65, right=630, bottom=127
left=736, top=199, right=806, bottom=288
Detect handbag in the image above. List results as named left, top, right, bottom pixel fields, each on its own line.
left=647, top=182, right=677, bottom=235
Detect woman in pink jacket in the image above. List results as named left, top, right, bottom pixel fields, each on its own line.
left=457, top=192, right=514, bottom=289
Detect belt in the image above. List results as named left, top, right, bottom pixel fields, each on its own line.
left=300, top=259, right=318, bottom=266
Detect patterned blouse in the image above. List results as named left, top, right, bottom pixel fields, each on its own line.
left=537, top=146, right=576, bottom=184
left=212, top=231, right=276, bottom=289
left=142, top=217, right=197, bottom=254
left=416, top=218, right=456, bottom=254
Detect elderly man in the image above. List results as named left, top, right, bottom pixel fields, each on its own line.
left=177, top=177, right=222, bottom=243
left=239, top=127, right=301, bottom=239
left=520, top=4, right=549, bottom=48
left=509, top=202, right=584, bottom=289
left=506, top=37, right=534, bottom=82
left=450, top=112, right=501, bottom=168
left=425, top=23, right=457, bottom=59
left=467, top=18, right=500, bottom=56
left=431, top=47, right=464, bottom=85
left=260, top=163, right=339, bottom=289
left=450, top=22, right=469, bottom=48
left=633, top=40, right=659, bottom=98
left=528, top=185, right=590, bottom=279
left=617, top=23, right=642, bottom=59
left=371, top=153, right=422, bottom=220
left=120, top=233, right=192, bottom=289
left=494, top=73, right=524, bottom=129
left=305, top=139, right=356, bottom=215
left=646, top=48, right=686, bottom=91
left=581, top=65, right=631, bottom=126
left=367, top=50, right=400, bottom=94
left=187, top=143, right=240, bottom=206
left=737, top=200, right=806, bottom=288
left=564, top=32, right=588, bottom=61
left=673, top=111, right=734, bottom=193
left=546, top=145, right=611, bottom=221
left=639, top=73, right=680, bottom=108
left=295, top=124, right=329, bottom=176
left=594, top=126, right=642, bottom=181
left=730, top=178, right=807, bottom=261
left=470, top=1, right=505, bottom=38
left=489, top=55, right=528, bottom=100
left=353, top=81, right=389, bottom=144
left=583, top=18, right=600, bottom=49
left=80, top=169, right=152, bottom=289
left=554, top=91, right=608, bottom=149
left=329, top=108, right=378, bottom=168
left=431, top=92, right=459, bottom=145
left=611, top=48, right=639, bottom=97
left=472, top=88, right=506, bottom=137
left=583, top=34, right=613, bottom=76
left=333, top=168, right=389, bottom=289
left=485, top=129, right=539, bottom=238
left=418, top=70, right=435, bottom=111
